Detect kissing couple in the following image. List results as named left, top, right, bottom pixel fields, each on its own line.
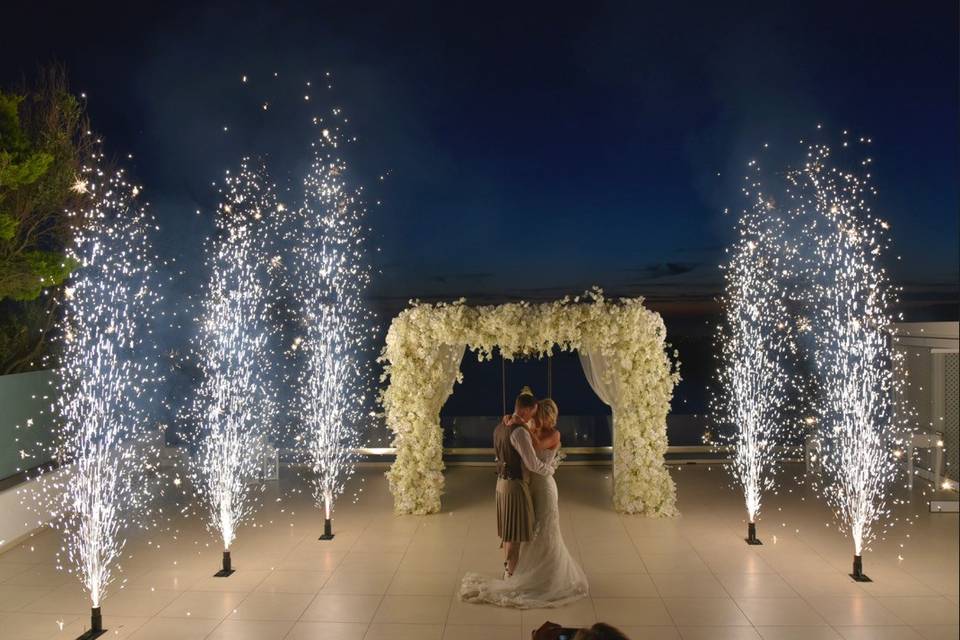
left=459, top=387, right=589, bottom=608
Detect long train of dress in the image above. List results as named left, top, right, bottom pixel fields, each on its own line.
left=459, top=447, right=588, bottom=608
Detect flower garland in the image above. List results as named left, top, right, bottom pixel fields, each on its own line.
left=380, top=288, right=680, bottom=516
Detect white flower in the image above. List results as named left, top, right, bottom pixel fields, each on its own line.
left=380, top=289, right=681, bottom=516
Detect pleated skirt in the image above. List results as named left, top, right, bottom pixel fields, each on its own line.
left=496, top=477, right=535, bottom=544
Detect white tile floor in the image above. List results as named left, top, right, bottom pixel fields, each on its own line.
left=0, top=464, right=956, bottom=640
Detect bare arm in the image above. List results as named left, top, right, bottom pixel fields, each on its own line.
left=510, top=427, right=554, bottom=476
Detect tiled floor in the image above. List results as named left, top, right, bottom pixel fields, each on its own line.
left=0, top=464, right=956, bottom=640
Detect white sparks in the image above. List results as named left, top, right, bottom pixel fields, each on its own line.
left=290, top=115, right=373, bottom=524
left=189, top=159, right=275, bottom=553
left=31, top=151, right=163, bottom=610
left=794, top=138, right=908, bottom=558
left=715, top=184, right=791, bottom=527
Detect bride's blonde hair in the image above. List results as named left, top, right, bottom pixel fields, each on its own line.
left=536, top=398, right=559, bottom=430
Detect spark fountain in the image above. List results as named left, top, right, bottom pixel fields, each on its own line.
left=291, top=114, right=373, bottom=541
left=715, top=158, right=793, bottom=546
left=792, top=134, right=906, bottom=582
left=190, top=159, right=276, bottom=576
left=33, top=145, right=162, bottom=639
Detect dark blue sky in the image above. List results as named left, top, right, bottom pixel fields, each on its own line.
left=5, top=1, right=958, bottom=318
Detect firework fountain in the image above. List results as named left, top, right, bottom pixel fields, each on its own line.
left=36, top=146, right=161, bottom=639
left=291, top=115, right=373, bottom=540
left=190, top=159, right=276, bottom=576
left=792, top=136, right=905, bottom=581
left=716, top=158, right=793, bottom=546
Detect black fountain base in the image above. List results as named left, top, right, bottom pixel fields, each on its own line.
left=319, top=517, right=335, bottom=540
left=850, top=554, right=872, bottom=582
left=75, top=607, right=106, bottom=639
left=214, top=550, right=235, bottom=577
left=745, top=522, right=763, bottom=545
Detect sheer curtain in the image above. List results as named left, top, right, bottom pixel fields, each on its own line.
left=579, top=350, right=621, bottom=409
left=431, top=344, right=466, bottom=415
left=579, top=350, right=621, bottom=471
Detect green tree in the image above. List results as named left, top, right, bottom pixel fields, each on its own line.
left=0, top=65, right=91, bottom=374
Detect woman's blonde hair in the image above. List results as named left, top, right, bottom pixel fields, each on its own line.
left=536, top=398, right=559, bottom=429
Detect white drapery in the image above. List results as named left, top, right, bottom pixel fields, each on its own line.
left=579, top=350, right=621, bottom=408
left=579, top=350, right=621, bottom=474
left=430, top=344, right=466, bottom=416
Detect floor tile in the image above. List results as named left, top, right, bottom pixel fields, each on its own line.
left=2, top=565, right=73, bottom=588
left=0, top=563, right=34, bottom=582
left=388, top=572, right=459, bottom=596
left=299, top=593, right=382, bottom=623
left=402, top=551, right=465, bottom=573
left=631, top=536, right=695, bottom=554
left=0, top=611, right=82, bottom=640
left=442, top=624, right=522, bottom=639
left=911, top=626, right=960, bottom=640
left=321, top=570, right=394, bottom=595
left=256, top=570, right=331, bottom=593
left=586, top=572, right=659, bottom=597
left=228, top=591, right=313, bottom=621
left=640, top=554, right=709, bottom=574
left=191, top=570, right=271, bottom=592
left=874, top=596, right=960, bottom=626
left=735, top=597, right=828, bottom=626
left=677, top=627, right=761, bottom=639
left=662, top=598, right=751, bottom=626
left=338, top=551, right=404, bottom=573
left=592, top=597, right=673, bottom=626
left=278, top=549, right=347, bottom=572
left=365, top=622, right=443, bottom=639
left=755, top=627, right=842, bottom=639
left=807, top=596, right=908, bottom=626
left=780, top=572, right=864, bottom=597
left=207, top=618, right=295, bottom=640
left=157, top=590, right=246, bottom=619
left=2, top=584, right=67, bottom=613
left=373, top=594, right=452, bottom=624
left=123, top=568, right=208, bottom=591
left=651, top=573, right=728, bottom=598
left=282, top=621, right=368, bottom=640
left=447, top=598, right=524, bottom=626
left=102, top=588, right=180, bottom=618
left=835, top=627, right=925, bottom=639
left=715, top=573, right=797, bottom=599
left=129, top=616, right=220, bottom=640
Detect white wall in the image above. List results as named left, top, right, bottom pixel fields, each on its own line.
left=0, top=466, right=69, bottom=551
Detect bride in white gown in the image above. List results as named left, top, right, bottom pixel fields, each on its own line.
left=459, top=399, right=589, bottom=608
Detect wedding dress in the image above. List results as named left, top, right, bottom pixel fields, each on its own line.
left=459, top=446, right=589, bottom=608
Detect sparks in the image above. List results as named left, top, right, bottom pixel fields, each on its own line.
left=715, top=163, right=792, bottom=543
left=189, top=158, right=275, bottom=568
left=26, top=146, right=163, bottom=625
left=290, top=112, right=373, bottom=536
left=793, top=136, right=909, bottom=580
left=70, top=177, right=88, bottom=194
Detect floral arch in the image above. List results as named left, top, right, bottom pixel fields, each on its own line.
left=379, top=289, right=681, bottom=516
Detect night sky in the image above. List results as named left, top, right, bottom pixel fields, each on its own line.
left=4, top=1, right=958, bottom=317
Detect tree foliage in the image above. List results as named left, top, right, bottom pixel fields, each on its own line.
left=0, top=65, right=91, bottom=374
